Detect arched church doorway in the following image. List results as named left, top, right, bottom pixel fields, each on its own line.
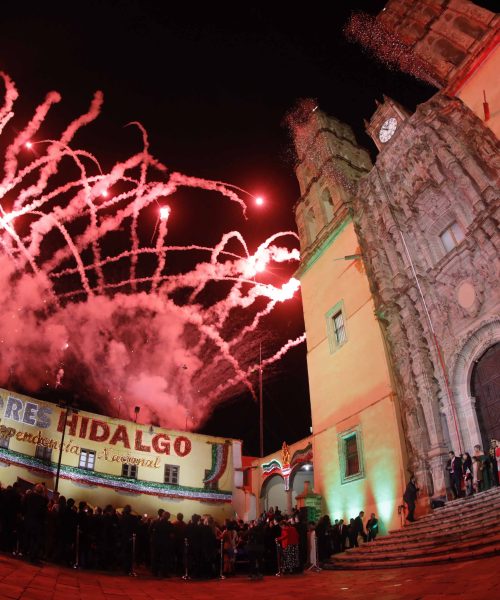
left=471, top=342, right=500, bottom=449
left=260, top=474, right=286, bottom=513
left=291, top=463, right=314, bottom=507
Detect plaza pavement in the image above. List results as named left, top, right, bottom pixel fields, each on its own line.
left=0, top=553, right=499, bottom=600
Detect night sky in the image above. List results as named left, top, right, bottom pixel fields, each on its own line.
left=0, top=1, right=494, bottom=456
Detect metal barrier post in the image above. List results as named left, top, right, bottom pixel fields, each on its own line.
left=182, top=537, right=190, bottom=580
left=275, top=539, right=282, bottom=577
left=74, top=525, right=80, bottom=569
left=307, top=531, right=322, bottom=572
left=219, top=538, right=226, bottom=580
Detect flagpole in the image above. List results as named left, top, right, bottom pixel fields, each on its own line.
left=259, top=342, right=264, bottom=458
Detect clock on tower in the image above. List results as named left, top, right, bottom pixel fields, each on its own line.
left=364, top=95, right=410, bottom=151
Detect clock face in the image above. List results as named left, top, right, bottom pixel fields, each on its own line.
left=379, top=117, right=397, bottom=143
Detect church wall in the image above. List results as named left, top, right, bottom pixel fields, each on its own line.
left=455, top=44, right=500, bottom=138
left=300, top=220, right=393, bottom=434
left=313, top=393, right=405, bottom=533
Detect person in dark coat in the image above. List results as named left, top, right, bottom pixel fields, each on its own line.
left=294, top=515, right=308, bottom=569
left=60, top=498, right=78, bottom=565
left=200, top=516, right=218, bottom=578
left=119, top=505, right=138, bottom=575
left=185, top=514, right=203, bottom=578
left=353, top=511, right=367, bottom=543
left=172, top=513, right=187, bottom=575
left=403, top=475, right=419, bottom=522
left=264, top=518, right=281, bottom=574
left=337, top=519, right=347, bottom=552
left=151, top=511, right=174, bottom=577
left=446, top=451, right=463, bottom=498
left=23, top=484, right=48, bottom=564
left=315, top=515, right=332, bottom=560
left=0, top=483, right=22, bottom=553
left=366, top=513, right=379, bottom=541
left=76, top=501, right=90, bottom=568
left=347, top=518, right=358, bottom=548
left=246, top=520, right=265, bottom=579
left=100, top=505, right=118, bottom=570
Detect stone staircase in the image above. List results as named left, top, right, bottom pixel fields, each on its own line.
left=325, top=486, right=500, bottom=569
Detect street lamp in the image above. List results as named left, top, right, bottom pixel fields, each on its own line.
left=55, top=402, right=78, bottom=493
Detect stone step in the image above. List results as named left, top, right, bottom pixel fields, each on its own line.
left=328, top=488, right=500, bottom=569
left=434, top=486, right=500, bottom=511
left=338, top=532, right=500, bottom=562
left=384, top=516, right=499, bottom=543
left=393, top=487, right=500, bottom=527
left=348, top=523, right=500, bottom=555
left=389, top=491, right=500, bottom=530
left=379, top=506, right=500, bottom=544
left=385, top=499, right=500, bottom=536
left=324, top=539, right=500, bottom=570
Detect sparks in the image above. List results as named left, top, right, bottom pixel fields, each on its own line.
left=159, top=205, right=171, bottom=221
left=0, top=71, right=304, bottom=429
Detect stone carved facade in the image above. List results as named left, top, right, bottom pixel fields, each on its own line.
left=351, top=93, right=499, bottom=497
left=293, top=91, right=498, bottom=501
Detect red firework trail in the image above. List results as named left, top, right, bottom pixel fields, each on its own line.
left=0, top=72, right=304, bottom=430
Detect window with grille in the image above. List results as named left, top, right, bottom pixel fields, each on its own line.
left=344, top=435, right=360, bottom=477
left=440, top=222, right=465, bottom=253
left=79, top=449, right=96, bottom=470
left=332, top=310, right=346, bottom=345
left=122, top=464, right=138, bottom=479
left=35, top=445, right=52, bottom=462
left=338, top=428, right=364, bottom=484
left=164, top=464, right=179, bottom=485
left=326, top=301, right=347, bottom=353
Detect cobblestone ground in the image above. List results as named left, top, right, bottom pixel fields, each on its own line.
left=0, top=553, right=499, bottom=600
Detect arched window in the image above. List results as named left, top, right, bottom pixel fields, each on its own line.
left=305, top=208, right=317, bottom=245
left=320, top=188, right=335, bottom=223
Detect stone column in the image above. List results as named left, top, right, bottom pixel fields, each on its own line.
left=458, top=396, right=483, bottom=451
left=442, top=403, right=461, bottom=454
left=427, top=447, right=448, bottom=498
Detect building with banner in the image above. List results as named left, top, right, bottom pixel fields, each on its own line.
left=0, top=387, right=245, bottom=520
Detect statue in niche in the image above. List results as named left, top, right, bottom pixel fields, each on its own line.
left=282, top=442, right=290, bottom=466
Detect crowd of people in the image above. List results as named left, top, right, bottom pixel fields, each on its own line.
left=446, top=443, right=500, bottom=500
left=314, top=511, right=379, bottom=561
left=0, top=442, right=498, bottom=579
left=0, top=482, right=380, bottom=579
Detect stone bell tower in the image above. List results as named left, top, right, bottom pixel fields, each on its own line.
left=290, top=102, right=408, bottom=530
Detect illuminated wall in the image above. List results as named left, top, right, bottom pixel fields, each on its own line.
left=0, top=387, right=240, bottom=520
left=290, top=109, right=407, bottom=533
left=455, top=44, right=500, bottom=139
left=298, top=219, right=406, bottom=533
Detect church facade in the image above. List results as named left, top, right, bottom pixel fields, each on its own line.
left=254, top=0, right=499, bottom=531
